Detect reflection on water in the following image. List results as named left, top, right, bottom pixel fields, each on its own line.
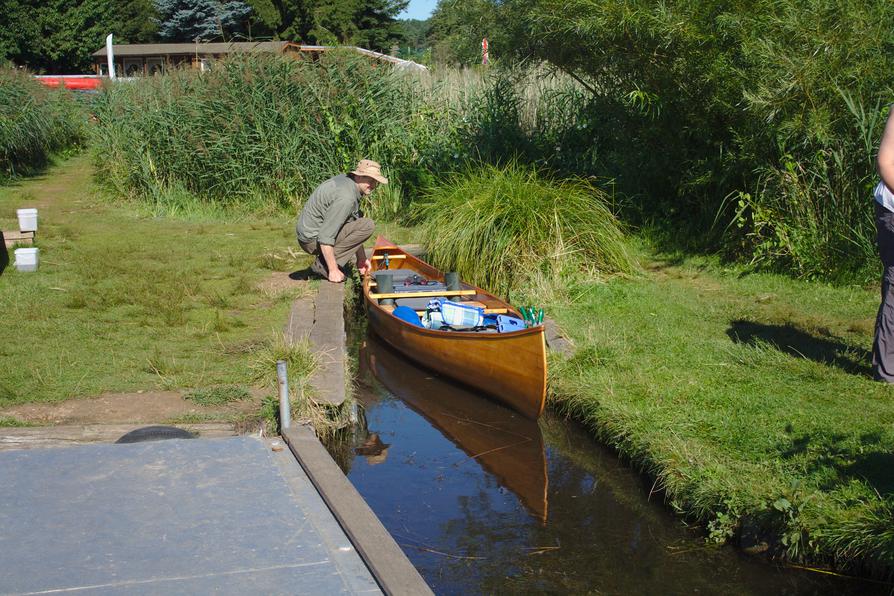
left=329, top=332, right=885, bottom=595
left=360, top=332, right=548, bottom=523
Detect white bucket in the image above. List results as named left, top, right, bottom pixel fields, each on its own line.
left=17, top=208, right=38, bottom=232
left=14, top=247, right=39, bottom=272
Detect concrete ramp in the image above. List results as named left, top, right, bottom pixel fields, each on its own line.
left=0, top=436, right=381, bottom=595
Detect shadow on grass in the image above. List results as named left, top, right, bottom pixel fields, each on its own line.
left=727, top=319, right=872, bottom=378
left=780, top=432, right=894, bottom=497
left=288, top=268, right=318, bottom=281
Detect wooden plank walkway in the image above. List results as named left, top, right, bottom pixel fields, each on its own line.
left=0, top=423, right=234, bottom=452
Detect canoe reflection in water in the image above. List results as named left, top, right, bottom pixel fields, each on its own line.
left=359, top=332, right=549, bottom=523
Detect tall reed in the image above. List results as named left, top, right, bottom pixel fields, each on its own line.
left=0, top=68, right=87, bottom=180
left=91, top=52, right=466, bottom=214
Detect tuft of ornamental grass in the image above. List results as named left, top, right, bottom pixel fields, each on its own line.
left=248, top=334, right=318, bottom=388
left=0, top=68, right=87, bottom=180
left=412, top=163, right=638, bottom=295
left=249, top=333, right=355, bottom=439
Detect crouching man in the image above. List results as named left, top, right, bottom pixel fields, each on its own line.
left=296, top=159, right=387, bottom=283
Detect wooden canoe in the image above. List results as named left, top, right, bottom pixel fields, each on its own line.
left=363, top=236, right=547, bottom=420
left=360, top=332, right=548, bottom=522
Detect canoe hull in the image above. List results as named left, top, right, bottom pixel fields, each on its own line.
left=364, top=239, right=547, bottom=420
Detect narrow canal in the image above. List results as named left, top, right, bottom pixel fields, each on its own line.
left=325, top=332, right=884, bottom=595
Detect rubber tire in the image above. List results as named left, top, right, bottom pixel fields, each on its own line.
left=115, top=425, right=197, bottom=444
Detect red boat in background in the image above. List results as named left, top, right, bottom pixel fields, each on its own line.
left=34, top=76, right=103, bottom=91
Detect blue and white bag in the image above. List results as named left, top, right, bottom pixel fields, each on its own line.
left=439, top=300, right=484, bottom=329
left=423, top=299, right=483, bottom=330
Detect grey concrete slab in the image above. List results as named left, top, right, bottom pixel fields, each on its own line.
left=0, top=436, right=380, bottom=595
left=284, top=295, right=314, bottom=345
left=544, top=316, right=574, bottom=356
left=308, top=281, right=347, bottom=406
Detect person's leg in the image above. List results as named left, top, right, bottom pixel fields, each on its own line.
left=332, top=218, right=374, bottom=268
left=872, top=202, right=894, bottom=382
left=298, top=238, right=327, bottom=277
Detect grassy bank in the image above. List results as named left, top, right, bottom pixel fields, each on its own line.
left=548, top=255, right=893, bottom=575
left=0, top=155, right=313, bottom=410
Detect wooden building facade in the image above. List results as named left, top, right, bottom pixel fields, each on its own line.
left=91, top=42, right=427, bottom=77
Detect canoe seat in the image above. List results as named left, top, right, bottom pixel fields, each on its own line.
left=395, top=295, right=448, bottom=310
left=372, top=268, right=419, bottom=284
left=374, top=269, right=448, bottom=310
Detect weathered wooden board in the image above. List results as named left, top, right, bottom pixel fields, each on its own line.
left=3, top=230, right=34, bottom=248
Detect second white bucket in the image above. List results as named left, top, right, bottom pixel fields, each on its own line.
left=14, top=247, right=39, bottom=272
left=17, top=208, right=38, bottom=232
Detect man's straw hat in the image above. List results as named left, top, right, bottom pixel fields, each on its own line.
left=351, top=159, right=388, bottom=184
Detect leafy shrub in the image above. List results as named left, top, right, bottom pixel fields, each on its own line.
left=501, top=0, right=894, bottom=279
left=0, top=68, right=87, bottom=180
left=413, top=163, right=638, bottom=294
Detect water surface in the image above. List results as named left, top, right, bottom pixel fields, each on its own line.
left=327, top=333, right=885, bottom=594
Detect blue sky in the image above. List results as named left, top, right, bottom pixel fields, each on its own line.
left=398, top=0, right=438, bottom=20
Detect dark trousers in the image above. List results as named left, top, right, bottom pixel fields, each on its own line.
left=873, top=202, right=894, bottom=381
left=298, top=217, right=374, bottom=274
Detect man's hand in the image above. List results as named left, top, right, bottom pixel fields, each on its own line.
left=320, top=244, right=343, bottom=283
left=357, top=258, right=372, bottom=276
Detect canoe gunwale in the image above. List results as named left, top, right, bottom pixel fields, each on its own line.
left=363, top=236, right=547, bottom=420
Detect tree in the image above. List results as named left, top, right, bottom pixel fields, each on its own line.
left=0, top=0, right=42, bottom=67
left=399, top=18, right=430, bottom=51
left=427, top=0, right=507, bottom=66
left=0, top=0, right=158, bottom=72
left=154, top=0, right=253, bottom=42
left=112, top=0, right=160, bottom=43
left=253, top=0, right=406, bottom=50
left=242, top=0, right=281, bottom=35
left=353, top=0, right=407, bottom=52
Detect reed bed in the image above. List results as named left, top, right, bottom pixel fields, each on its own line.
left=91, top=52, right=465, bottom=214
left=0, top=68, right=87, bottom=180
left=413, top=163, right=638, bottom=294
left=90, top=55, right=599, bottom=220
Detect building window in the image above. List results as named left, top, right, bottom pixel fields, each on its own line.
left=124, top=59, right=142, bottom=76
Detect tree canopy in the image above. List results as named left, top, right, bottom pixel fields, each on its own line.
left=154, top=0, right=252, bottom=42
left=0, top=0, right=158, bottom=72
left=0, top=0, right=409, bottom=72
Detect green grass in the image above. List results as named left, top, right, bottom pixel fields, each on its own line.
left=0, top=155, right=314, bottom=407
left=0, top=416, right=34, bottom=427
left=548, top=253, right=894, bottom=575
left=89, top=52, right=466, bottom=214
left=184, top=385, right=251, bottom=406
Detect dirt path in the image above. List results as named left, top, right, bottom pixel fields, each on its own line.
left=0, top=390, right=263, bottom=426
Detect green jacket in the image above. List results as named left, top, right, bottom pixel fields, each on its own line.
left=295, top=174, right=361, bottom=245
